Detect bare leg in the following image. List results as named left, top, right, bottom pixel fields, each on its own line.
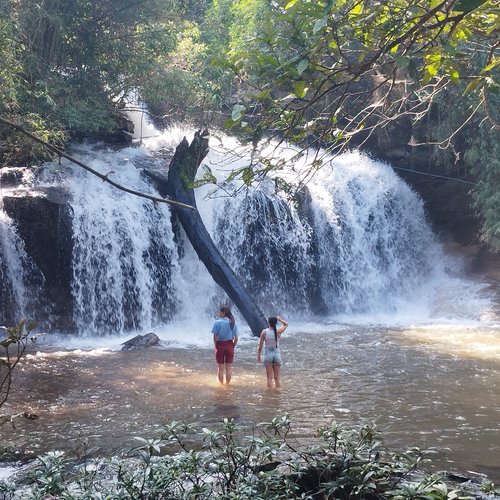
left=265, top=365, right=274, bottom=388
left=225, top=363, right=232, bottom=384
left=273, top=364, right=281, bottom=388
left=217, top=363, right=224, bottom=384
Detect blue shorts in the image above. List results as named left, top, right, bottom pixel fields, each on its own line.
left=264, top=348, right=282, bottom=366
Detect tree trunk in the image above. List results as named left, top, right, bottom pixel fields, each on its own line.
left=147, top=131, right=267, bottom=337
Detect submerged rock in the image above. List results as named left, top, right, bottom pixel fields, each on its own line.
left=121, top=332, right=160, bottom=350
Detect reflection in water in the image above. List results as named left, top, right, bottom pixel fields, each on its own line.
left=401, top=325, right=500, bottom=360
left=1, top=324, right=500, bottom=483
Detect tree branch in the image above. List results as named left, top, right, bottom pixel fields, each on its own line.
left=0, top=116, right=196, bottom=211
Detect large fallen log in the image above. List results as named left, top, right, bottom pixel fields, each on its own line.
left=146, top=130, right=267, bottom=337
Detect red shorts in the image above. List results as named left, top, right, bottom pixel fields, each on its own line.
left=215, top=340, right=235, bottom=364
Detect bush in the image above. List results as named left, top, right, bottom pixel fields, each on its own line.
left=2, top=415, right=496, bottom=499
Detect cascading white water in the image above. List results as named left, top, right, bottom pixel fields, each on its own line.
left=198, top=144, right=467, bottom=321
left=0, top=123, right=495, bottom=336
left=303, top=152, right=438, bottom=314
left=42, top=145, right=187, bottom=335
left=0, top=211, right=34, bottom=322
left=0, top=167, right=45, bottom=325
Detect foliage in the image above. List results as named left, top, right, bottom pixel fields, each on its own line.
left=468, top=123, right=500, bottom=247
left=0, top=0, right=185, bottom=164
left=1, top=0, right=498, bottom=244
left=225, top=0, right=498, bottom=145
left=0, top=415, right=490, bottom=499
left=216, top=0, right=499, bottom=247
left=142, top=2, right=237, bottom=127
left=0, top=13, right=20, bottom=114
left=0, top=320, right=36, bottom=415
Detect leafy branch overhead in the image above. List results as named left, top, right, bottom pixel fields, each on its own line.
left=226, top=0, right=498, bottom=154
left=0, top=0, right=498, bottom=245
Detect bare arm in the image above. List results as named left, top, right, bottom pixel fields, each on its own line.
left=276, top=316, right=288, bottom=334
left=213, top=334, right=217, bottom=350
left=257, top=331, right=266, bottom=361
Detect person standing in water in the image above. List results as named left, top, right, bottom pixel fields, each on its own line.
left=257, top=315, right=288, bottom=388
left=211, top=304, right=238, bottom=384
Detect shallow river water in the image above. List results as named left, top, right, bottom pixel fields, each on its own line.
left=2, top=320, right=500, bottom=482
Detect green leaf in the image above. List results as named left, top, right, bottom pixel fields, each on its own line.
left=351, top=3, right=363, bottom=15
left=242, top=167, right=254, bottom=186
left=255, top=89, right=271, bottom=101
left=231, top=104, right=246, bottom=121
left=292, top=80, right=308, bottom=98
left=481, top=58, right=500, bottom=74
left=297, top=59, right=308, bottom=75
left=463, top=78, right=483, bottom=94
left=453, top=0, right=487, bottom=12
left=285, top=0, right=298, bottom=9
left=449, top=67, right=460, bottom=81
left=223, top=117, right=238, bottom=130
left=313, top=18, right=328, bottom=34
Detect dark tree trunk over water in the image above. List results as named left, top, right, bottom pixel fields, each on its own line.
left=147, top=131, right=267, bottom=337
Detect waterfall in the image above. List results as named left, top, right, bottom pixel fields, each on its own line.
left=0, top=212, right=34, bottom=323
left=45, top=145, right=185, bottom=335
left=199, top=148, right=444, bottom=318
left=0, top=127, right=494, bottom=335
left=0, top=167, right=46, bottom=326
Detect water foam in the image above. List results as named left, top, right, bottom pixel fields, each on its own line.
left=1, top=122, right=497, bottom=346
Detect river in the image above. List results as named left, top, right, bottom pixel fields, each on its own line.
left=1, top=124, right=499, bottom=483
left=2, top=314, right=499, bottom=482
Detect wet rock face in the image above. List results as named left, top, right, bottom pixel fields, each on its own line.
left=358, top=117, right=481, bottom=246
left=2, top=189, right=74, bottom=330
left=0, top=168, right=26, bottom=188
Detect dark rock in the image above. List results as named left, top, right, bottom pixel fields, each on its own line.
left=0, top=168, right=26, bottom=188
left=357, top=107, right=481, bottom=246
left=2, top=190, right=74, bottom=330
left=121, top=332, right=160, bottom=350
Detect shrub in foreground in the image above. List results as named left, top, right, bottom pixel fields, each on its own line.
left=1, top=416, right=498, bottom=499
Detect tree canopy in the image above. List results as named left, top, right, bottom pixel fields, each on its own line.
left=222, top=0, right=499, bottom=247
left=0, top=0, right=498, bottom=246
left=225, top=0, right=498, bottom=147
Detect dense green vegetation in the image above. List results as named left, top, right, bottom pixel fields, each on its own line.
left=2, top=416, right=499, bottom=498
left=0, top=0, right=498, bottom=245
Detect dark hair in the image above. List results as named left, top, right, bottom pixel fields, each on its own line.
left=268, top=316, right=278, bottom=346
left=220, top=304, right=235, bottom=330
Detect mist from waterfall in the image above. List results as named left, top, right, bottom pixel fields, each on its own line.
left=0, top=125, right=496, bottom=337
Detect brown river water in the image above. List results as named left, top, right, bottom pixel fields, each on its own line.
left=1, top=321, right=500, bottom=482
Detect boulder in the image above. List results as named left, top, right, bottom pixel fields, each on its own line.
left=121, top=332, right=160, bottom=350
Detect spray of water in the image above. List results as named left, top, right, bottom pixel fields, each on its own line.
left=0, top=119, right=496, bottom=342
